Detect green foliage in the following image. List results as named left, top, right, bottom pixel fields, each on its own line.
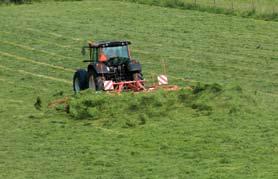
left=0, top=0, right=82, bottom=4
left=0, top=0, right=36, bottom=4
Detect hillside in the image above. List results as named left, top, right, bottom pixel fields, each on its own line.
left=0, top=0, right=278, bottom=178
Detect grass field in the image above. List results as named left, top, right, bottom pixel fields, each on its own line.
left=0, top=0, right=278, bottom=178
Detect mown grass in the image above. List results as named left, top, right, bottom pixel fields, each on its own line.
left=114, top=0, right=278, bottom=21
left=0, top=0, right=278, bottom=178
left=67, top=83, right=253, bottom=127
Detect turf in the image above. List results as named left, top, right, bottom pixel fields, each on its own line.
left=0, top=0, right=278, bottom=178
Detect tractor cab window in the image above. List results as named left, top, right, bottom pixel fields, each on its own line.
left=92, top=48, right=98, bottom=61
left=101, top=46, right=129, bottom=59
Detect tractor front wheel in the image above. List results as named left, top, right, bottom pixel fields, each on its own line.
left=73, top=69, right=88, bottom=92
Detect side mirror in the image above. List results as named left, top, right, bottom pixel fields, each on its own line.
left=81, top=47, right=86, bottom=56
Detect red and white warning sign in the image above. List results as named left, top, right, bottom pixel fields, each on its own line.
left=157, top=75, right=168, bottom=85
left=104, top=80, right=114, bottom=91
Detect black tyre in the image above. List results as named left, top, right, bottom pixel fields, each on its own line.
left=73, top=69, right=88, bottom=92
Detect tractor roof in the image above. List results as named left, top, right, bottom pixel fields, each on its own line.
left=89, top=40, right=131, bottom=48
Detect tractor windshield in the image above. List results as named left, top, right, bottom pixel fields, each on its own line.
left=102, top=46, right=129, bottom=59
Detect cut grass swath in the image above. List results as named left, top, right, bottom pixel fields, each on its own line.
left=0, top=40, right=76, bottom=60
left=0, top=51, right=75, bottom=72
left=0, top=64, right=71, bottom=84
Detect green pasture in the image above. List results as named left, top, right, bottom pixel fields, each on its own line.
left=0, top=0, right=277, bottom=178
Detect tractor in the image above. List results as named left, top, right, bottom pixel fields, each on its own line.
left=73, top=40, right=144, bottom=92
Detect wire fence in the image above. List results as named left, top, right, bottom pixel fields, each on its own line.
left=185, top=0, right=277, bottom=14
left=111, top=0, right=277, bottom=21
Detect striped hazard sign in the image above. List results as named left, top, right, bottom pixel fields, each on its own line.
left=157, top=75, right=168, bottom=85
left=104, top=80, right=114, bottom=91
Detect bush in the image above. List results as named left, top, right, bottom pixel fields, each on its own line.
left=0, top=0, right=82, bottom=4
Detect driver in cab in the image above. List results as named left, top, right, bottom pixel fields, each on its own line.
left=99, top=48, right=118, bottom=62
left=99, top=48, right=108, bottom=62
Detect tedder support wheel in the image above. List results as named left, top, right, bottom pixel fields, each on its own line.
left=96, top=76, right=105, bottom=91
left=89, top=73, right=105, bottom=91
left=133, top=72, right=144, bottom=81
left=73, top=69, right=88, bottom=92
left=88, top=74, right=96, bottom=91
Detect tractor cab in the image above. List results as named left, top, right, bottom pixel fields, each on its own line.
left=83, top=41, right=131, bottom=63
left=74, top=40, right=143, bottom=92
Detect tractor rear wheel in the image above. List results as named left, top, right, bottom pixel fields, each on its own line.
left=73, top=69, right=88, bottom=92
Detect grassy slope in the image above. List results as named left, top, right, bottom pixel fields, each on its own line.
left=0, top=0, right=278, bottom=178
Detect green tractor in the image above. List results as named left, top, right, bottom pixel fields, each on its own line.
left=73, top=40, right=144, bottom=92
